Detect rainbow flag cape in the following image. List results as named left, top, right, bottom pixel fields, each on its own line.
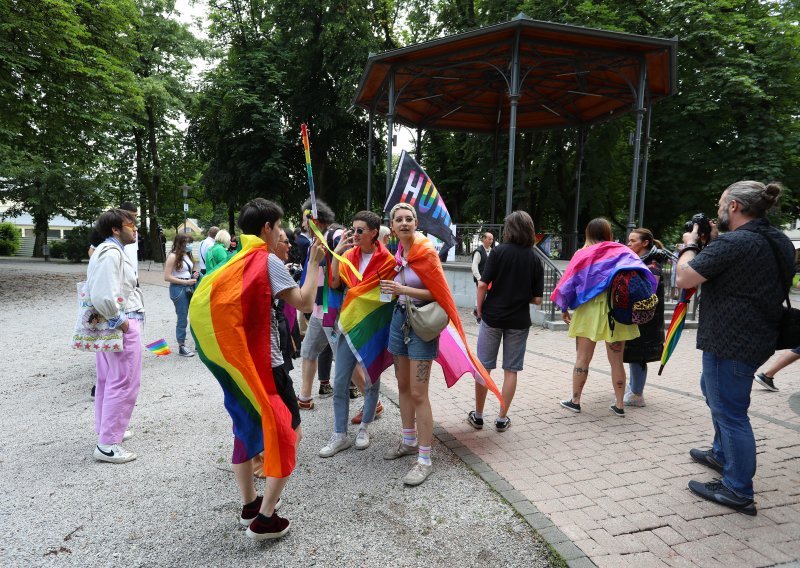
left=145, top=338, right=171, bottom=356
left=189, top=234, right=296, bottom=478
left=338, top=241, right=397, bottom=383
left=551, top=241, right=656, bottom=311
left=658, top=287, right=695, bottom=376
left=401, top=234, right=505, bottom=409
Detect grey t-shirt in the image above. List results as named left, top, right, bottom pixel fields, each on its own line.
left=689, top=218, right=794, bottom=365
left=268, top=253, right=298, bottom=368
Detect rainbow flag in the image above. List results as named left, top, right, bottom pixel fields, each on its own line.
left=145, top=338, right=171, bottom=356
left=189, top=234, right=296, bottom=478
left=658, top=287, right=695, bottom=376
left=551, top=241, right=656, bottom=311
left=338, top=242, right=397, bottom=383
left=400, top=234, right=505, bottom=409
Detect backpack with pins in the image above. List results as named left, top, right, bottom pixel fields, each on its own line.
left=607, top=269, right=658, bottom=334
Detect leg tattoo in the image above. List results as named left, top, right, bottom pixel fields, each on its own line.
left=416, top=360, right=432, bottom=383
left=608, top=342, right=623, bottom=353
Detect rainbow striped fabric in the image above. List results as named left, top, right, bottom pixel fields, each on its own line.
left=145, top=338, right=171, bottom=356
left=189, top=234, right=296, bottom=478
left=400, top=234, right=505, bottom=409
left=337, top=241, right=397, bottom=383
left=551, top=241, right=656, bottom=311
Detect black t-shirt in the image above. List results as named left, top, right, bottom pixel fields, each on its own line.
left=689, top=218, right=794, bottom=365
left=480, top=243, right=545, bottom=329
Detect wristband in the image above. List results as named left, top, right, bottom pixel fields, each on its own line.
left=678, top=244, right=701, bottom=258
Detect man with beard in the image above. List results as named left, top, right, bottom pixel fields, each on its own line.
left=676, top=181, right=794, bottom=515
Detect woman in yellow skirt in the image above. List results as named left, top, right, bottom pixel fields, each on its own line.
left=551, top=218, right=654, bottom=417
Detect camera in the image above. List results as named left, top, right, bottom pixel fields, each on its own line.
left=683, top=213, right=712, bottom=242
left=287, top=263, right=303, bottom=282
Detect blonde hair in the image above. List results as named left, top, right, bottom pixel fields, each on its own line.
left=389, top=202, right=417, bottom=221
left=215, top=229, right=231, bottom=249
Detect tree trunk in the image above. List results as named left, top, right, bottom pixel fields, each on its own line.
left=228, top=204, right=236, bottom=234
left=32, top=211, right=49, bottom=259
left=134, top=129, right=156, bottom=260
left=145, top=106, right=163, bottom=262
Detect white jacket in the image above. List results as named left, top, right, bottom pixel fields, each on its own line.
left=86, top=240, right=144, bottom=327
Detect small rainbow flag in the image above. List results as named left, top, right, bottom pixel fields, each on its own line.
left=146, top=338, right=171, bottom=356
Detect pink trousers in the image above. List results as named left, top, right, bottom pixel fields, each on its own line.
left=95, top=319, right=142, bottom=444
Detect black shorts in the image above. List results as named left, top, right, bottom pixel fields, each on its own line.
left=273, top=365, right=301, bottom=430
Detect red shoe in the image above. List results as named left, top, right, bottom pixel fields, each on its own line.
left=351, top=401, right=384, bottom=425
left=239, top=495, right=262, bottom=527
left=246, top=512, right=291, bottom=540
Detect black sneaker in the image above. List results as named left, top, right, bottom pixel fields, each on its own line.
left=689, top=448, right=724, bottom=474
left=90, top=385, right=96, bottom=400
left=467, top=411, right=484, bottom=429
left=318, top=382, right=333, bottom=398
left=246, top=512, right=291, bottom=540
left=495, top=417, right=511, bottom=432
left=239, top=495, right=262, bottom=527
left=349, top=386, right=362, bottom=399
left=560, top=400, right=581, bottom=413
left=688, top=479, right=756, bottom=516
left=754, top=373, right=779, bottom=392
left=609, top=404, right=625, bottom=417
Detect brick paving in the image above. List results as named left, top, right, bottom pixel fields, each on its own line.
left=384, top=313, right=800, bottom=567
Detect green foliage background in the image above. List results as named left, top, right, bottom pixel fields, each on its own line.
left=1, top=0, right=798, bottom=257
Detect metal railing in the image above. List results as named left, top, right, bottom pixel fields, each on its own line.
left=534, top=245, right=563, bottom=321
left=452, top=224, right=504, bottom=263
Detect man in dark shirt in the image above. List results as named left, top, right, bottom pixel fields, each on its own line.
left=676, top=181, right=794, bottom=516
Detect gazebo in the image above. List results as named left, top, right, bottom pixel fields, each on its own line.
left=352, top=14, right=677, bottom=249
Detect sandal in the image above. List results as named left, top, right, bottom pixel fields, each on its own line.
left=298, top=399, right=315, bottom=410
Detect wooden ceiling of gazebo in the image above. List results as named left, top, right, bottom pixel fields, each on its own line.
left=353, top=15, right=677, bottom=133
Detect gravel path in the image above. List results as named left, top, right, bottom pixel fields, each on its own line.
left=0, top=260, right=554, bottom=568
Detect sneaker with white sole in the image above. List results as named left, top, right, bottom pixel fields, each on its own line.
left=754, top=373, right=779, bottom=392
left=623, top=392, right=646, bottom=407
left=355, top=427, right=370, bottom=450
left=94, top=444, right=137, bottom=464
left=246, top=512, right=291, bottom=540
left=123, top=430, right=132, bottom=441
left=560, top=400, right=581, bottom=413
left=403, top=462, right=433, bottom=486
left=383, top=440, right=419, bottom=460
left=319, top=433, right=351, bottom=458
left=239, top=496, right=282, bottom=527
left=178, top=345, right=195, bottom=357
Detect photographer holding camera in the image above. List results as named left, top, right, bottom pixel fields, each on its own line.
left=675, top=181, right=794, bottom=515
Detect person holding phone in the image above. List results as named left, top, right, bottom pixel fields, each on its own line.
left=164, top=233, right=197, bottom=357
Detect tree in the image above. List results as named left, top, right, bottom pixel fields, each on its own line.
left=0, top=0, right=141, bottom=256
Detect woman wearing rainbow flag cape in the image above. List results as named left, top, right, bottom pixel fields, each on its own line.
left=318, top=210, right=395, bottom=457
left=551, top=218, right=656, bottom=417
left=189, top=198, right=324, bottom=540
left=379, top=203, right=504, bottom=486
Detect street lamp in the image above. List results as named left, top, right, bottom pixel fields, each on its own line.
left=181, top=185, right=190, bottom=234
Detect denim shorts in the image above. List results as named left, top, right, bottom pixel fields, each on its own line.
left=476, top=321, right=530, bottom=371
left=388, top=305, right=439, bottom=361
left=793, top=346, right=800, bottom=356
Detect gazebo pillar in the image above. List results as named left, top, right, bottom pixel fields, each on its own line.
left=637, top=106, right=652, bottom=227
left=367, top=106, right=375, bottom=210
left=385, top=70, right=396, bottom=201
left=504, top=29, right=522, bottom=216
left=626, top=61, right=648, bottom=235
left=570, top=125, right=587, bottom=256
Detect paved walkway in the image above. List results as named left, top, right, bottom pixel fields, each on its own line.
left=398, top=314, right=800, bottom=568
left=18, top=259, right=799, bottom=566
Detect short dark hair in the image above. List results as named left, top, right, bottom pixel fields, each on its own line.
left=502, top=210, right=535, bottom=248
left=585, top=218, right=613, bottom=245
left=96, top=208, right=135, bottom=239
left=301, top=198, right=334, bottom=225
left=119, top=202, right=137, bottom=213
left=238, top=198, right=284, bottom=236
left=353, top=210, right=381, bottom=230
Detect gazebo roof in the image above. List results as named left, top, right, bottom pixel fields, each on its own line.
left=353, top=15, right=678, bottom=133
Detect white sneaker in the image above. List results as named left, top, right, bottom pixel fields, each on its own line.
left=123, top=430, right=132, bottom=441
left=318, top=433, right=351, bottom=458
left=94, top=444, right=137, bottom=464
left=355, top=427, right=370, bottom=450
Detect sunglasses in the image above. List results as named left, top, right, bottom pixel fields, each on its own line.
left=122, top=222, right=137, bottom=230
left=350, top=227, right=366, bottom=235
